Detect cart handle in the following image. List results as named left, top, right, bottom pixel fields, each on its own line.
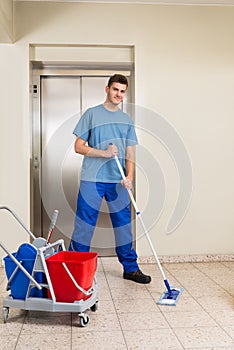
left=62, top=262, right=93, bottom=297
left=0, top=206, right=36, bottom=240
left=40, top=239, right=65, bottom=254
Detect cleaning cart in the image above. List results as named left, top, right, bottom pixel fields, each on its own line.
left=0, top=206, right=98, bottom=327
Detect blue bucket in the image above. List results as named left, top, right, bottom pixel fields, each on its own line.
left=4, top=243, right=43, bottom=300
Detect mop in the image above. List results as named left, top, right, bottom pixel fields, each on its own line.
left=114, top=155, right=183, bottom=306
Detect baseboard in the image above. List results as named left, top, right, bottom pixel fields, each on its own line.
left=139, top=254, right=234, bottom=264
left=1, top=253, right=233, bottom=268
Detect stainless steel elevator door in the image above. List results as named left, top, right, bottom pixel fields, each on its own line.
left=41, top=76, right=81, bottom=248
left=40, top=75, right=131, bottom=256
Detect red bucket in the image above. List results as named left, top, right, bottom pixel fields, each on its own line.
left=46, top=251, right=98, bottom=303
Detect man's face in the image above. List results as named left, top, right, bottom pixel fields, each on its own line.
left=105, top=82, right=127, bottom=106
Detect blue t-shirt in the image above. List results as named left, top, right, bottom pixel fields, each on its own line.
left=73, top=104, right=138, bottom=182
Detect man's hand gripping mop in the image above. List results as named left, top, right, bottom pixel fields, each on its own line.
left=114, top=155, right=183, bottom=306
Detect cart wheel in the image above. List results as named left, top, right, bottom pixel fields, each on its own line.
left=90, top=300, right=98, bottom=312
left=79, top=313, right=90, bottom=327
left=3, top=307, right=9, bottom=323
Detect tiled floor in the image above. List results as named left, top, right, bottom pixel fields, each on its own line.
left=0, top=258, right=234, bottom=350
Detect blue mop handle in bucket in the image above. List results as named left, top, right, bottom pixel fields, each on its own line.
left=46, top=210, right=59, bottom=244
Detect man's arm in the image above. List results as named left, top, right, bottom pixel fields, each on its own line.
left=74, top=137, right=118, bottom=158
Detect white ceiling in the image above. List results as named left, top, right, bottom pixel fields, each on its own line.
left=13, top=0, right=234, bottom=5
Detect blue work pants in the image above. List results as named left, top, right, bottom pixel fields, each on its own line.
left=69, top=181, right=139, bottom=273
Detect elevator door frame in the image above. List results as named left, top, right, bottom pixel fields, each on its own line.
left=31, top=63, right=136, bottom=256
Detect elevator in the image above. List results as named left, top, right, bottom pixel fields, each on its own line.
left=31, top=64, right=135, bottom=256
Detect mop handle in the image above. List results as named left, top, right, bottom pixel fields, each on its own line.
left=114, top=155, right=168, bottom=282
left=114, top=156, right=140, bottom=213
left=46, top=210, right=59, bottom=244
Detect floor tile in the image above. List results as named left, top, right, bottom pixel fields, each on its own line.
left=164, top=263, right=198, bottom=271
left=107, top=275, right=150, bottom=289
left=15, top=333, right=71, bottom=350
left=0, top=260, right=234, bottom=350
left=0, top=290, right=9, bottom=300
left=163, top=310, right=217, bottom=328
left=222, top=262, right=234, bottom=270
left=72, top=312, right=121, bottom=332
left=110, top=284, right=152, bottom=300
left=101, top=257, right=122, bottom=272
left=138, top=264, right=166, bottom=277
left=185, top=348, right=234, bottom=350
left=0, top=315, right=24, bottom=336
left=124, top=328, right=183, bottom=349
left=87, top=299, right=116, bottom=314
left=196, top=295, right=234, bottom=311
left=185, top=282, right=228, bottom=298
left=156, top=296, right=203, bottom=313
left=95, top=271, right=106, bottom=280
left=208, top=274, right=234, bottom=287
left=114, top=297, right=160, bottom=313
left=193, top=261, right=230, bottom=271
left=96, top=278, right=112, bottom=301
left=21, top=314, right=71, bottom=334
left=143, top=277, right=166, bottom=292
left=173, top=326, right=233, bottom=348
left=118, top=312, right=169, bottom=330
left=171, top=270, right=208, bottom=280
left=72, top=331, right=127, bottom=350
left=223, top=325, right=234, bottom=340
left=26, top=310, right=69, bottom=318
left=0, top=336, right=18, bottom=350
left=96, top=259, right=104, bottom=272
left=209, top=310, right=234, bottom=326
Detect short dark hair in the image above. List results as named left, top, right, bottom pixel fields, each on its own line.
left=107, top=74, right=128, bottom=88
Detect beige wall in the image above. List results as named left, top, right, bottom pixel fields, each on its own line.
left=0, top=2, right=234, bottom=260
left=0, top=0, right=13, bottom=42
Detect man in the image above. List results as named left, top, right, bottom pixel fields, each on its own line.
left=69, top=74, right=151, bottom=284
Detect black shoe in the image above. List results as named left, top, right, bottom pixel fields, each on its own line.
left=123, top=269, right=151, bottom=284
